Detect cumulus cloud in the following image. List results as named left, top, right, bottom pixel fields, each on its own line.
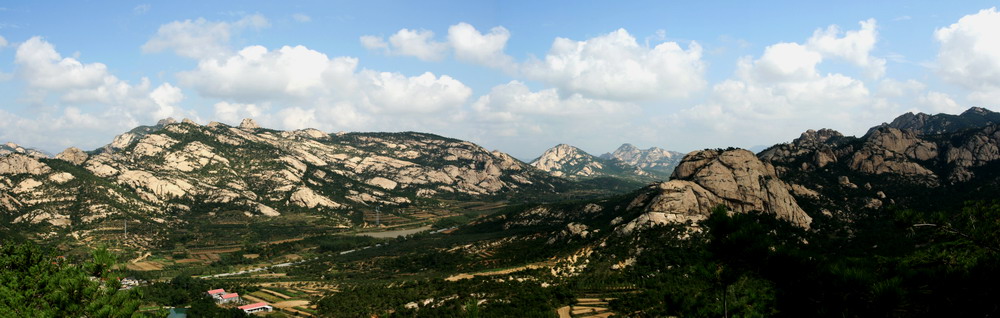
left=521, top=28, right=706, bottom=101
left=935, top=7, right=1000, bottom=104
left=806, top=19, right=886, bottom=78
left=2, top=37, right=190, bottom=151
left=672, top=20, right=896, bottom=147
left=447, top=23, right=514, bottom=69
left=917, top=91, right=963, bottom=114
left=173, top=41, right=472, bottom=134
left=16, top=37, right=188, bottom=121
left=473, top=81, right=631, bottom=118
left=214, top=101, right=267, bottom=124
left=0, top=35, right=8, bottom=48
left=360, top=35, right=388, bottom=51
left=178, top=44, right=470, bottom=113
left=142, top=14, right=269, bottom=59
left=468, top=81, right=637, bottom=153
left=361, top=28, right=448, bottom=61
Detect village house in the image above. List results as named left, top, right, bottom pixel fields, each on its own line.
left=219, top=292, right=242, bottom=304
left=206, top=288, right=226, bottom=300
left=238, top=302, right=273, bottom=314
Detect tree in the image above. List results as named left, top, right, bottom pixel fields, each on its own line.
left=0, top=241, right=144, bottom=317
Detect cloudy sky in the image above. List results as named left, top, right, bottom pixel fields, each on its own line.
left=1, top=1, right=999, bottom=159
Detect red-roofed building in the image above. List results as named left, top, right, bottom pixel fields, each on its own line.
left=238, top=302, right=273, bottom=314
left=207, top=289, right=226, bottom=297
left=219, top=292, right=242, bottom=304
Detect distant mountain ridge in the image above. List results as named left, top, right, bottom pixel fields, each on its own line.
left=866, top=106, right=1000, bottom=135
left=600, top=143, right=684, bottom=175
left=0, top=142, right=48, bottom=158
left=529, top=144, right=671, bottom=182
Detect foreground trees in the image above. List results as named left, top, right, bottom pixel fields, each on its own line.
left=0, top=242, right=143, bottom=317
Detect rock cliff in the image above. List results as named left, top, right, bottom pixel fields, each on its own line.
left=616, top=149, right=812, bottom=234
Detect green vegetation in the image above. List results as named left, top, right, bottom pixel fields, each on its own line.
left=0, top=242, right=144, bottom=317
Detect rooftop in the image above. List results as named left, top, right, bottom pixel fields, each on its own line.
left=238, top=302, right=271, bottom=310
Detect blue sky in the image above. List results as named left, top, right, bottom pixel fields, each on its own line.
left=1, top=1, right=999, bottom=159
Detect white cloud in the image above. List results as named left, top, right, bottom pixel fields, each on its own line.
left=387, top=29, right=448, bottom=61
left=359, top=71, right=471, bottom=113
left=360, top=29, right=448, bottom=61
left=178, top=42, right=471, bottom=131
left=360, top=35, right=388, bottom=51
left=467, top=81, right=637, bottom=155
left=16, top=37, right=107, bottom=92
left=935, top=7, right=1000, bottom=104
left=2, top=37, right=191, bottom=152
left=739, top=42, right=822, bottom=82
left=178, top=45, right=354, bottom=101
left=672, top=20, right=894, bottom=148
left=521, top=28, right=706, bottom=101
left=806, top=19, right=886, bottom=78
left=447, top=23, right=514, bottom=69
left=472, top=81, right=631, bottom=118
left=917, top=91, right=963, bottom=114
left=0, top=35, right=8, bottom=48
left=214, top=101, right=267, bottom=123
left=292, top=13, right=311, bottom=23
left=142, top=14, right=270, bottom=59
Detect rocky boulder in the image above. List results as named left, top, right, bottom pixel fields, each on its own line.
left=55, top=147, right=89, bottom=165
left=239, top=118, right=261, bottom=130
left=619, top=149, right=812, bottom=232
left=848, top=127, right=938, bottom=181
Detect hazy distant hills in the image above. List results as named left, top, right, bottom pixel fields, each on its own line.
left=529, top=143, right=684, bottom=182
left=0, top=142, right=48, bottom=158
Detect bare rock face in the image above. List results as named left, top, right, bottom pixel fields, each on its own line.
left=56, top=147, right=88, bottom=165
left=619, top=149, right=812, bottom=233
left=848, top=127, right=938, bottom=181
left=0, top=154, right=51, bottom=175
left=759, top=128, right=845, bottom=170
left=289, top=186, right=342, bottom=209
left=530, top=144, right=604, bottom=178
left=239, top=118, right=261, bottom=130
left=945, top=125, right=1000, bottom=182
left=1, top=142, right=48, bottom=158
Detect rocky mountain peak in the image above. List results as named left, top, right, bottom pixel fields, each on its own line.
left=962, top=106, right=991, bottom=116
left=0, top=142, right=48, bottom=158
left=530, top=144, right=598, bottom=178
left=239, top=118, right=261, bottom=130
left=796, top=128, right=844, bottom=146
left=157, top=118, right=177, bottom=126
left=601, top=143, right=683, bottom=175
left=869, top=106, right=1000, bottom=136
left=55, top=147, right=88, bottom=165
left=182, top=118, right=198, bottom=125
left=619, top=148, right=811, bottom=233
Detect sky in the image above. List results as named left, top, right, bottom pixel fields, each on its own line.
left=1, top=1, right=1000, bottom=159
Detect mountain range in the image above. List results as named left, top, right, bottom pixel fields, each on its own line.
left=528, top=143, right=684, bottom=181
left=3, top=107, right=1000, bottom=248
